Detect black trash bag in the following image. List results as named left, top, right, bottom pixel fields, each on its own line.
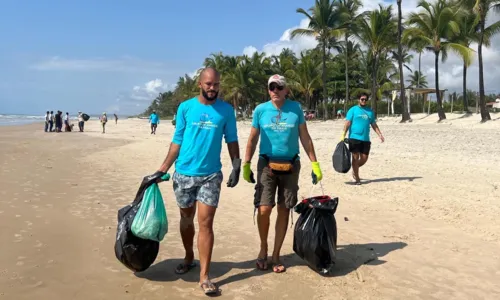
left=82, top=113, right=90, bottom=121
left=332, top=140, right=351, bottom=173
left=114, top=176, right=160, bottom=272
left=293, top=195, right=339, bottom=274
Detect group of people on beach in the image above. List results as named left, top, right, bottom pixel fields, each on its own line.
left=146, top=67, right=384, bottom=295
left=44, top=111, right=118, bottom=134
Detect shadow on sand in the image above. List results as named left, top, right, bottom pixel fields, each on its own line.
left=345, top=176, right=422, bottom=185
left=134, top=241, right=407, bottom=295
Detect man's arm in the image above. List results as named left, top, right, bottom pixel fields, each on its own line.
left=298, top=123, right=317, bottom=162
left=227, top=141, right=240, bottom=162
left=342, top=120, right=351, bottom=139
left=371, top=122, right=385, bottom=142
left=157, top=142, right=181, bottom=173
left=244, top=127, right=260, bottom=163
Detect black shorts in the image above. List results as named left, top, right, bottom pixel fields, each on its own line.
left=348, top=138, right=371, bottom=155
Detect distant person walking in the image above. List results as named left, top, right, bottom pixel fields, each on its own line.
left=49, top=111, right=54, bottom=132
left=149, top=110, right=159, bottom=134
left=54, top=111, right=63, bottom=132
left=78, top=111, right=85, bottom=132
left=100, top=112, right=108, bottom=134
left=114, top=113, right=118, bottom=124
left=340, top=92, right=385, bottom=184
left=44, top=111, right=50, bottom=132
left=64, top=112, right=70, bottom=131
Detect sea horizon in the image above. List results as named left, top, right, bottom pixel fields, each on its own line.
left=0, top=113, right=132, bottom=127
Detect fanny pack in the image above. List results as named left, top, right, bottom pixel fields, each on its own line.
left=261, top=154, right=298, bottom=175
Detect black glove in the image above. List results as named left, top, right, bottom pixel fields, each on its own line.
left=146, top=170, right=169, bottom=183
left=226, top=158, right=241, bottom=188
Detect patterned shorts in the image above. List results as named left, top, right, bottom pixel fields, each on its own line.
left=172, top=171, right=223, bottom=208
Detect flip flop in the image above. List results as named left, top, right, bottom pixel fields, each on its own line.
left=256, top=257, right=268, bottom=271
left=174, top=262, right=196, bottom=275
left=199, top=279, right=218, bottom=295
left=272, top=263, right=286, bottom=273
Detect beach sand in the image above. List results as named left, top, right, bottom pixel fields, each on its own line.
left=1, top=113, right=500, bottom=300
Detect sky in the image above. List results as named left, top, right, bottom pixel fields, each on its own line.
left=1, top=0, right=499, bottom=116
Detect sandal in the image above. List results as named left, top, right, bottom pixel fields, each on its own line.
left=199, top=279, right=218, bottom=295
left=272, top=263, right=286, bottom=273
left=256, top=257, right=268, bottom=271
left=174, top=261, right=196, bottom=275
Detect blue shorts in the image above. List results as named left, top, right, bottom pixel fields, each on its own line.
left=172, top=171, right=223, bottom=208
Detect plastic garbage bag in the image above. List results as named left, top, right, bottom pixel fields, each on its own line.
left=82, top=113, right=90, bottom=121
left=114, top=175, right=161, bottom=272
left=131, top=183, right=168, bottom=242
left=332, top=140, right=351, bottom=173
left=293, top=195, right=339, bottom=274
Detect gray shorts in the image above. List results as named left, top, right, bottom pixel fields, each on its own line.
left=172, top=171, right=223, bottom=208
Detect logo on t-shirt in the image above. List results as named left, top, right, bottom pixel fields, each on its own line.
left=263, top=112, right=294, bottom=132
left=193, top=113, right=218, bottom=129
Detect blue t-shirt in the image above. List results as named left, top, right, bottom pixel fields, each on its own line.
left=149, top=113, right=159, bottom=124
left=252, top=99, right=305, bottom=160
left=346, top=105, right=375, bottom=142
left=173, top=97, right=238, bottom=176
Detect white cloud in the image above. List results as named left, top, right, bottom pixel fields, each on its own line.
left=243, top=19, right=318, bottom=57
left=30, top=56, right=170, bottom=74
left=130, top=78, right=174, bottom=102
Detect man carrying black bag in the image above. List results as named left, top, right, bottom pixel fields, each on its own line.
left=340, top=93, right=384, bottom=184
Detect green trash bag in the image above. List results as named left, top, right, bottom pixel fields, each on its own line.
left=131, top=182, right=168, bottom=242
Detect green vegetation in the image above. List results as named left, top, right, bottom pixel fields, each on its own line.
left=143, top=0, right=500, bottom=122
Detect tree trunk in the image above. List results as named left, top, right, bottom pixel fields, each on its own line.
left=398, top=0, right=410, bottom=122
left=478, top=14, right=491, bottom=122
left=435, top=51, right=446, bottom=121
left=463, top=62, right=469, bottom=113
left=371, top=55, right=378, bottom=117
left=344, top=34, right=349, bottom=113
left=322, top=43, right=329, bottom=120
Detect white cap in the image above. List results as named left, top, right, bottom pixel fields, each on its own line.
left=268, top=74, right=287, bottom=87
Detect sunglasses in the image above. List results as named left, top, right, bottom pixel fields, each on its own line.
left=360, top=98, right=367, bottom=101
left=269, top=83, right=284, bottom=92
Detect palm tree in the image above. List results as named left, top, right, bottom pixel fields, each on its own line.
left=404, top=0, right=473, bottom=121
left=288, top=51, right=322, bottom=108
left=338, top=0, right=364, bottom=111
left=451, top=2, right=480, bottom=113
left=397, top=0, right=410, bottom=122
left=407, top=71, right=428, bottom=88
left=472, top=0, right=500, bottom=121
left=354, top=4, right=397, bottom=116
left=291, top=0, right=344, bottom=119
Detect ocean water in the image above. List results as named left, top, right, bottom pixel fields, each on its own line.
left=0, top=114, right=104, bottom=127
left=0, top=114, right=46, bottom=126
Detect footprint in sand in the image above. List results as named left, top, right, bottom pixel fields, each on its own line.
left=34, top=241, right=43, bottom=248
left=105, top=266, right=120, bottom=273
left=14, top=234, right=23, bottom=243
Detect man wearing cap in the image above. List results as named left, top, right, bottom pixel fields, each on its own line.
left=243, top=74, right=323, bottom=273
